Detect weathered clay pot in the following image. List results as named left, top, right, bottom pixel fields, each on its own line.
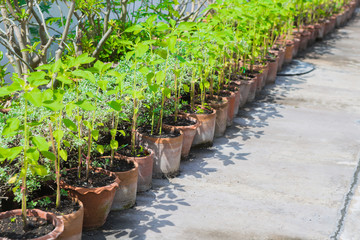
left=208, top=96, right=228, bottom=137
left=109, top=157, right=138, bottom=211
left=328, top=16, right=337, bottom=33
left=292, top=37, right=301, bottom=57
left=138, top=128, right=183, bottom=178
left=58, top=198, right=84, bottom=240
left=60, top=168, right=119, bottom=229
left=299, top=31, right=310, bottom=52
left=185, top=108, right=216, bottom=147
left=227, top=82, right=242, bottom=115
left=220, top=90, right=235, bottom=127
left=306, top=25, right=316, bottom=46
left=163, top=115, right=199, bottom=160
left=118, top=148, right=154, bottom=192
left=0, top=209, right=64, bottom=240
left=335, top=13, right=343, bottom=28
left=277, top=48, right=285, bottom=71
left=238, top=80, right=251, bottom=108
left=284, top=40, right=294, bottom=64
left=260, top=63, right=269, bottom=88
left=266, top=56, right=279, bottom=84
left=246, top=77, right=257, bottom=102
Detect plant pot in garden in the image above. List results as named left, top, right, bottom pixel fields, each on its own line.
left=306, top=25, right=316, bottom=46
left=284, top=40, right=294, bottom=64
left=276, top=47, right=285, bottom=71
left=219, top=90, right=236, bottom=127
left=292, top=37, right=301, bottom=57
left=117, top=147, right=154, bottom=193
left=329, top=16, right=337, bottom=33
left=183, top=107, right=216, bottom=147
left=60, top=168, right=120, bottom=229
left=162, top=115, right=200, bottom=160
left=207, top=96, right=228, bottom=137
left=34, top=196, right=84, bottom=240
left=0, top=209, right=64, bottom=240
left=99, top=156, right=138, bottom=211
left=238, top=78, right=252, bottom=108
left=137, top=127, right=183, bottom=179
left=299, top=31, right=310, bottom=52
left=226, top=81, right=242, bottom=115
left=266, top=56, right=279, bottom=84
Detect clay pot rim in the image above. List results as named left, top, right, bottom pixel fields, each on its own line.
left=31, top=195, right=84, bottom=223
left=163, top=114, right=200, bottom=130
left=116, top=146, right=154, bottom=161
left=138, top=127, right=184, bottom=143
left=206, top=94, right=229, bottom=108
left=97, top=155, right=139, bottom=175
left=0, top=208, right=64, bottom=240
left=60, top=168, right=120, bottom=195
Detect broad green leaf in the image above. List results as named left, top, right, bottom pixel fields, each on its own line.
left=41, top=151, right=56, bottom=161
left=53, top=129, right=64, bottom=142
left=59, top=149, right=67, bottom=161
left=32, top=136, right=50, bottom=151
left=32, top=165, right=48, bottom=176
left=98, top=80, right=108, bottom=91
left=24, top=88, right=42, bottom=107
left=110, top=129, right=117, bottom=137
left=43, top=100, right=64, bottom=112
left=163, top=87, right=172, bottom=98
left=108, top=101, right=122, bottom=111
left=156, top=71, right=166, bottom=84
left=97, top=145, right=104, bottom=154
left=75, top=100, right=96, bottom=111
left=183, top=84, right=190, bottom=93
left=124, top=25, right=143, bottom=33
left=27, top=148, right=40, bottom=162
left=168, top=36, right=177, bottom=53
left=63, top=119, right=77, bottom=132
left=83, top=120, right=92, bottom=130
left=72, top=70, right=96, bottom=84
left=56, top=75, right=73, bottom=84
left=135, top=43, right=148, bottom=58
left=74, top=53, right=95, bottom=66
left=110, top=139, right=118, bottom=150
left=63, top=140, right=70, bottom=147
left=91, top=130, right=99, bottom=141
left=2, top=118, right=20, bottom=136
left=66, top=102, right=76, bottom=116
left=125, top=51, right=135, bottom=61
left=8, top=174, right=18, bottom=184
left=155, top=49, right=167, bottom=59
left=0, top=86, right=12, bottom=97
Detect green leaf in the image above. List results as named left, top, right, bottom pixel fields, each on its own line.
left=176, top=55, right=186, bottom=63
left=41, top=151, right=56, bottom=161
left=43, top=100, right=64, bottom=112
left=135, top=43, right=149, bottom=58
left=83, top=120, right=92, bottom=130
left=92, top=130, right=99, bottom=141
left=66, top=103, right=76, bottom=116
left=110, top=129, right=117, bottom=137
left=108, top=101, right=122, bottom=111
left=72, top=70, right=96, bottom=84
left=183, top=84, right=190, bottom=93
left=63, top=119, right=77, bottom=132
left=168, top=36, right=177, bottom=53
left=75, top=100, right=96, bottom=111
left=32, top=136, right=50, bottom=151
left=27, top=148, right=39, bottom=162
left=27, top=71, right=46, bottom=87
left=32, top=165, right=48, bottom=176
left=59, top=149, right=67, bottom=161
left=24, top=88, right=42, bottom=107
left=155, top=49, right=167, bottom=59
left=53, top=129, right=64, bottom=142
left=8, top=174, right=18, bottom=184
left=63, top=140, right=70, bottom=147
left=56, top=75, right=73, bottom=84
left=156, top=71, right=166, bottom=84
left=0, top=86, right=12, bottom=97
left=74, top=53, right=95, bottom=66
left=110, top=139, right=118, bottom=150
left=2, top=118, right=20, bottom=136
left=97, top=145, right=104, bottom=154
left=163, top=87, right=172, bottom=98
left=124, top=25, right=143, bottom=33
left=125, top=51, right=135, bottom=61
left=98, top=80, right=108, bottom=91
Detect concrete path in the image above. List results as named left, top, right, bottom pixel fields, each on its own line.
left=84, top=12, right=360, bottom=240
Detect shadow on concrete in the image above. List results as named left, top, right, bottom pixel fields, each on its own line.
left=82, top=179, right=189, bottom=240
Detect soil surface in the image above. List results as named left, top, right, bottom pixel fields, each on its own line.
left=163, top=116, right=196, bottom=126
left=181, top=104, right=214, bottom=115
left=35, top=196, right=80, bottom=215
left=117, top=145, right=149, bottom=158
left=219, top=90, right=232, bottom=97
left=138, top=126, right=181, bottom=138
left=61, top=169, right=116, bottom=188
left=0, top=215, right=54, bottom=239
left=96, top=156, right=136, bottom=172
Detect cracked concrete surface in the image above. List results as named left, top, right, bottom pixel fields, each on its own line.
left=83, top=11, right=360, bottom=240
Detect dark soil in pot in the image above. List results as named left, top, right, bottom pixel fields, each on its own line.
left=95, top=156, right=135, bottom=172
left=61, top=169, right=116, bottom=188
left=138, top=126, right=181, bottom=138
left=0, top=215, right=54, bottom=239
left=163, top=116, right=196, bottom=126
left=35, top=196, right=80, bottom=216
left=116, top=145, right=149, bottom=158
left=180, top=104, right=214, bottom=115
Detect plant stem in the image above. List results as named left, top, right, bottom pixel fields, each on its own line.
left=21, top=97, right=28, bottom=229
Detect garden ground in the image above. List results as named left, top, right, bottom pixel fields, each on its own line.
left=84, top=10, right=360, bottom=240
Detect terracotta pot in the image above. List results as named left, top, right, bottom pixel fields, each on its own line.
left=292, top=37, right=301, bottom=57
left=299, top=31, right=310, bottom=51
left=60, top=168, right=120, bottom=229
left=238, top=80, right=251, bottom=108
left=260, top=63, right=270, bottom=88
left=109, top=157, right=138, bottom=211
left=227, top=82, right=242, bottom=115
left=306, top=26, right=316, bottom=46
left=0, top=209, right=64, bottom=240
left=284, top=40, right=294, bottom=64
left=276, top=48, right=285, bottom=71
left=138, top=128, right=183, bottom=178
left=163, top=115, right=199, bottom=160
left=324, top=19, right=332, bottom=35
left=57, top=197, right=84, bottom=240
left=316, top=22, right=325, bottom=40
left=246, top=77, right=257, bottom=103
left=329, top=16, right=336, bottom=33
left=335, top=13, right=343, bottom=28
left=266, top=57, right=279, bottom=84
left=118, top=148, right=154, bottom=193
left=184, top=108, right=216, bottom=147
left=208, top=96, right=228, bottom=137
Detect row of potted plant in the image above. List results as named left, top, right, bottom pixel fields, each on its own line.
left=0, top=0, right=358, bottom=239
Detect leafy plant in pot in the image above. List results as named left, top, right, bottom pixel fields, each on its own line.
left=58, top=59, right=120, bottom=229
left=0, top=72, right=64, bottom=239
